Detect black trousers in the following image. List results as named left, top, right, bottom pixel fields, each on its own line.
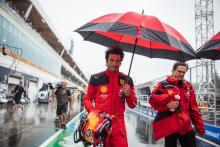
left=165, top=130, right=196, bottom=147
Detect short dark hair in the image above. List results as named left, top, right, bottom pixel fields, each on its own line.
left=172, top=61, right=189, bottom=71
left=105, top=47, right=124, bottom=62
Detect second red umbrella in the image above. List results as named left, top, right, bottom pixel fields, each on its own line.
left=196, top=31, right=220, bottom=60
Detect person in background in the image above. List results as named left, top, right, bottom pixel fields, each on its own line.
left=79, top=90, right=85, bottom=112
left=52, top=80, right=73, bottom=129
left=11, top=81, right=26, bottom=115
left=83, top=47, right=137, bottom=147
left=149, top=61, right=205, bottom=147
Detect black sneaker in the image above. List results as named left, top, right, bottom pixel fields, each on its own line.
left=61, top=124, right=66, bottom=129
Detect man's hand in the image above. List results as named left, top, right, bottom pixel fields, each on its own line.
left=68, top=106, right=73, bottom=119
left=122, top=84, right=131, bottom=96
left=51, top=96, right=55, bottom=103
left=197, top=129, right=205, bottom=136
left=167, top=101, right=179, bottom=109
left=70, top=106, right=74, bottom=111
left=51, top=97, right=56, bottom=108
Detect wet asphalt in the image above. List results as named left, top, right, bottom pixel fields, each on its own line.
left=0, top=99, right=81, bottom=147
left=125, top=110, right=163, bottom=147
left=0, top=98, right=163, bottom=147
left=2, top=99, right=211, bottom=147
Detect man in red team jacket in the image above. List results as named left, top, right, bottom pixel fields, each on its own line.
left=149, top=62, right=205, bottom=147
left=83, top=47, right=137, bottom=147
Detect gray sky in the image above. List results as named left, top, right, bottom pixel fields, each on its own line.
left=37, top=0, right=220, bottom=84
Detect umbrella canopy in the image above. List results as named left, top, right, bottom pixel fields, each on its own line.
left=76, top=12, right=196, bottom=75
left=76, top=12, right=196, bottom=61
left=196, top=32, right=220, bottom=60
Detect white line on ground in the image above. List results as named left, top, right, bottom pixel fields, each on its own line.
left=39, top=111, right=83, bottom=147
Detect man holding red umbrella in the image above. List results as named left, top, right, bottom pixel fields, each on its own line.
left=76, top=11, right=198, bottom=146
left=149, top=62, right=205, bottom=147
left=83, top=47, right=137, bottom=147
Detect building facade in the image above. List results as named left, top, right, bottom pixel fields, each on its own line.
left=0, top=1, right=87, bottom=102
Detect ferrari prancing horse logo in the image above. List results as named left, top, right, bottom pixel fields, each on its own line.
left=167, top=89, right=174, bottom=95
left=120, top=79, right=125, bottom=85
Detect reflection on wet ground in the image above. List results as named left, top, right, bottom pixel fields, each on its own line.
left=126, top=110, right=218, bottom=147
left=0, top=100, right=215, bottom=147
left=126, top=110, right=163, bottom=147
left=0, top=98, right=81, bottom=147
left=0, top=99, right=163, bottom=147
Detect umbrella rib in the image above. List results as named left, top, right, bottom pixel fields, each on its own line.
left=179, top=51, right=185, bottom=62
left=115, top=34, right=125, bottom=47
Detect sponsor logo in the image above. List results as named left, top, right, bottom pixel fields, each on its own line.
left=100, top=94, right=108, bottom=99
left=100, top=86, right=107, bottom=93
left=86, top=130, right=91, bottom=137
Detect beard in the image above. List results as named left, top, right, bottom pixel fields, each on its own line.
left=108, top=66, right=119, bottom=72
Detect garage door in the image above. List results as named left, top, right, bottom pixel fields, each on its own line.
left=28, top=81, right=38, bottom=102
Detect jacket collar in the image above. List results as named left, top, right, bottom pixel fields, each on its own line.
left=166, top=76, right=187, bottom=88
left=105, top=69, right=119, bottom=77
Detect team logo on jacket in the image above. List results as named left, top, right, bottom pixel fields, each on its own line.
left=120, top=79, right=125, bottom=85
left=167, top=89, right=174, bottom=95
left=154, top=83, right=159, bottom=89
left=100, top=86, right=108, bottom=94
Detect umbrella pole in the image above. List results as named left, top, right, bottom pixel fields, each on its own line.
left=128, top=38, right=138, bottom=76
left=121, top=38, right=138, bottom=103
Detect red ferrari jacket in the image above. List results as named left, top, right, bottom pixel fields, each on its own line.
left=83, top=69, right=137, bottom=116
left=149, top=76, right=205, bottom=140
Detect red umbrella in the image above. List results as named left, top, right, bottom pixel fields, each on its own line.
left=76, top=11, right=196, bottom=75
left=196, top=32, right=220, bottom=60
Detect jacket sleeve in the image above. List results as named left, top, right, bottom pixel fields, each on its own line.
left=189, top=88, right=205, bottom=136
left=22, top=87, right=26, bottom=97
left=83, top=76, right=97, bottom=113
left=13, top=85, right=18, bottom=93
left=126, top=85, right=137, bottom=109
left=149, top=83, right=172, bottom=109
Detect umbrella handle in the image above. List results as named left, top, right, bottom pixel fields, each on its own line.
left=121, top=93, right=126, bottom=103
